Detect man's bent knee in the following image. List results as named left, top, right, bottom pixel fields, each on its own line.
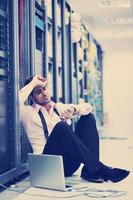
left=55, top=121, right=70, bottom=129
left=53, top=121, right=72, bottom=136
left=80, top=113, right=96, bottom=123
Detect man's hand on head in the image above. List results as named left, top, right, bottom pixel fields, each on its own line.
left=31, top=75, right=47, bottom=88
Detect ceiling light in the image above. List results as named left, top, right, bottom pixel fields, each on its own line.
left=105, top=17, right=133, bottom=24
left=98, top=0, right=131, bottom=8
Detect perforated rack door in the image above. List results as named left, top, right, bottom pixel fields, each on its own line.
left=19, top=0, right=32, bottom=164
left=19, top=0, right=46, bottom=163
left=0, top=0, right=19, bottom=183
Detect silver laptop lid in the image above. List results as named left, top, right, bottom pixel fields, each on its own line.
left=28, top=153, right=67, bottom=191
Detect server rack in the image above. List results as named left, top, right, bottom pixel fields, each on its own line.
left=72, top=24, right=104, bottom=126
left=91, top=38, right=103, bottom=126
left=19, top=0, right=33, bottom=169
left=72, top=24, right=90, bottom=104
left=73, top=25, right=87, bottom=104
left=57, top=0, right=65, bottom=102
left=61, top=0, right=68, bottom=103
left=45, top=0, right=66, bottom=101
left=73, top=41, right=80, bottom=104
left=0, top=0, right=20, bottom=184
left=65, top=2, right=74, bottom=103
left=79, top=25, right=90, bottom=102
left=78, top=39, right=84, bottom=101
left=85, top=34, right=103, bottom=126
left=19, top=0, right=47, bottom=168
left=43, top=0, right=76, bottom=104
left=96, top=44, right=104, bottom=126
left=44, top=0, right=53, bottom=98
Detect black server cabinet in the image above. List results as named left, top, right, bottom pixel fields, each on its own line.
left=0, top=0, right=20, bottom=184
left=19, top=0, right=46, bottom=164
left=96, top=44, right=104, bottom=126
left=19, top=0, right=32, bottom=168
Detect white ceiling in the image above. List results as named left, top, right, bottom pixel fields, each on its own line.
left=67, top=0, right=133, bottom=43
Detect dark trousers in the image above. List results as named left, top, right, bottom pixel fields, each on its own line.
left=43, top=113, right=102, bottom=176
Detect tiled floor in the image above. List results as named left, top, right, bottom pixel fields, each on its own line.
left=0, top=138, right=133, bottom=200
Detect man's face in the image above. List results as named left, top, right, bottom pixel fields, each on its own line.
left=32, top=85, right=51, bottom=106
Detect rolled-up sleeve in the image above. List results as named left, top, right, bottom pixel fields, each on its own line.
left=19, top=83, right=34, bottom=122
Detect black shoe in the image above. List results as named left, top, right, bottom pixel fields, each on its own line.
left=101, top=165, right=130, bottom=183
left=81, top=165, right=130, bottom=183
left=81, top=166, right=105, bottom=183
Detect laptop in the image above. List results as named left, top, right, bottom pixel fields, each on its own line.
left=28, top=153, right=88, bottom=191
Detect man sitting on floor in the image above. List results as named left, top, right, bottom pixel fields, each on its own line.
left=19, top=75, right=130, bottom=183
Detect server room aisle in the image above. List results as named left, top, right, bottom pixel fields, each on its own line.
left=0, top=0, right=133, bottom=200
left=0, top=137, right=133, bottom=200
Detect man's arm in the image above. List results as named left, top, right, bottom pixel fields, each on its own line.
left=55, top=102, right=93, bottom=120
left=19, top=82, right=35, bottom=105
left=69, top=103, right=93, bottom=116
left=19, top=75, right=46, bottom=104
